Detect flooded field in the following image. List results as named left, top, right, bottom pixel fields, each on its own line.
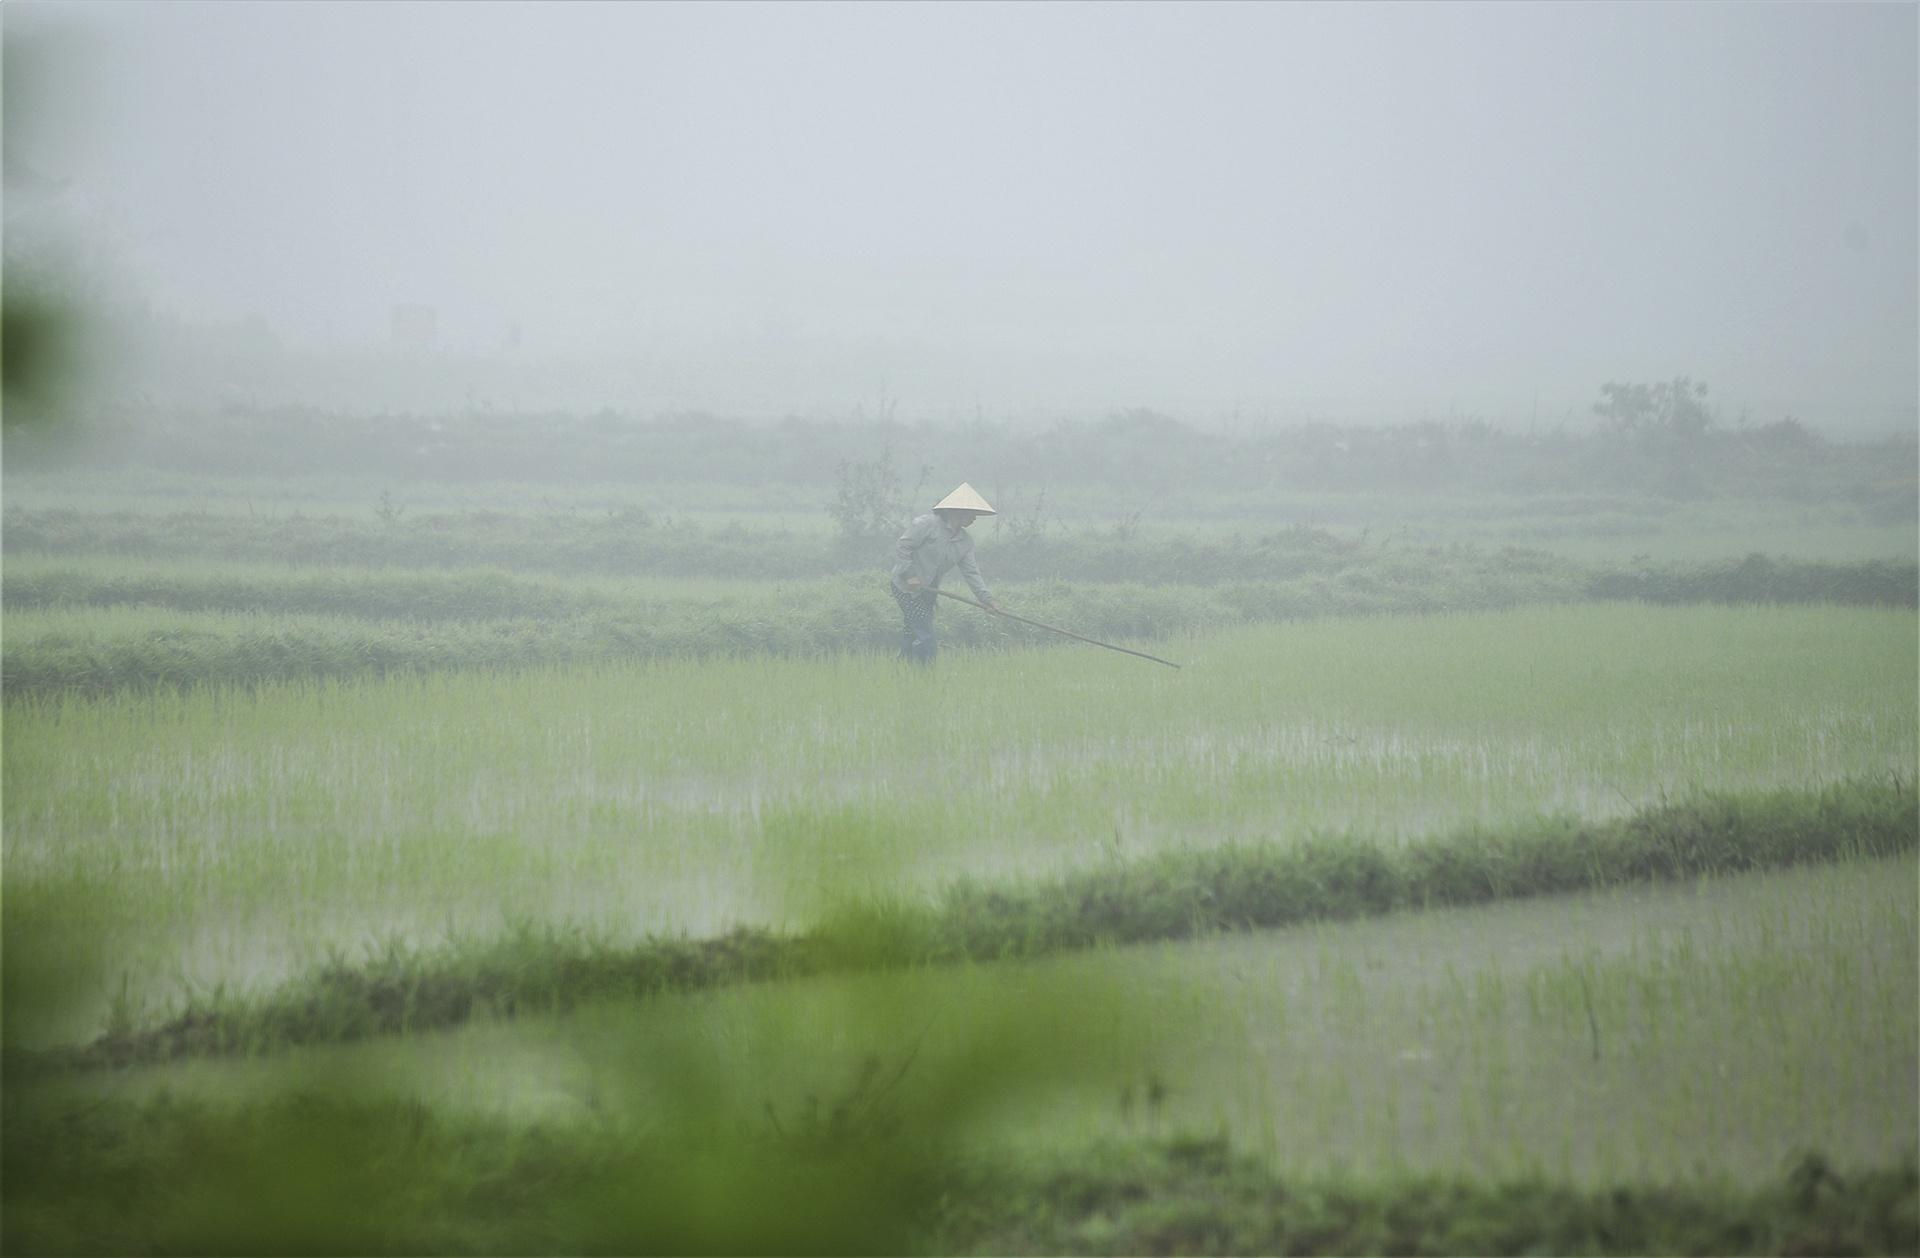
left=55, top=853, right=1915, bottom=1186
left=7, top=4, right=1917, bottom=1247
left=6, top=605, right=1914, bottom=1040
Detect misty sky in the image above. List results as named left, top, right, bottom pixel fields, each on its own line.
left=8, top=1, right=1917, bottom=424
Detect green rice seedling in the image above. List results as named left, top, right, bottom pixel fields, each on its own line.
left=44, top=855, right=1914, bottom=1197
left=1180, top=853, right=1919, bottom=1185
left=38, top=779, right=1901, bottom=1068
left=5, top=605, right=1913, bottom=1042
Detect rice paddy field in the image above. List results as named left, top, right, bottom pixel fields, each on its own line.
left=7, top=464, right=1917, bottom=562
left=4, top=463, right=1918, bottom=1255
left=6, top=604, right=1916, bottom=1040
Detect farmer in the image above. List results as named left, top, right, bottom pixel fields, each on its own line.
left=890, top=483, right=1003, bottom=665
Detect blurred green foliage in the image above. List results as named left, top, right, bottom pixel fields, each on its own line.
left=6, top=926, right=1159, bottom=1254
left=1, top=292, right=81, bottom=427
left=3, top=16, right=90, bottom=435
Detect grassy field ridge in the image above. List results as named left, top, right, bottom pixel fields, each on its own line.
left=35, top=778, right=1911, bottom=1070
left=5, top=552, right=1913, bottom=698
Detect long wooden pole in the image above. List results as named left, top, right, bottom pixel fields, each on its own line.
left=922, top=587, right=1183, bottom=669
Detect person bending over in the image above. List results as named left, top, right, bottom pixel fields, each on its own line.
left=889, top=482, right=1004, bottom=665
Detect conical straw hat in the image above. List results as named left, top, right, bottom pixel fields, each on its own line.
left=933, top=483, right=996, bottom=515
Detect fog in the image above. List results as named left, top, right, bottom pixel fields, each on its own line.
left=7, top=1, right=1915, bottom=431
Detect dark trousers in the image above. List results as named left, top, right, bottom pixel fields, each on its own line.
left=891, top=585, right=938, bottom=664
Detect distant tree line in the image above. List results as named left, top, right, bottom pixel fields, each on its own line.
left=9, top=381, right=1912, bottom=514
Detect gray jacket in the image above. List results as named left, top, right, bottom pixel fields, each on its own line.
left=891, top=513, right=992, bottom=601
